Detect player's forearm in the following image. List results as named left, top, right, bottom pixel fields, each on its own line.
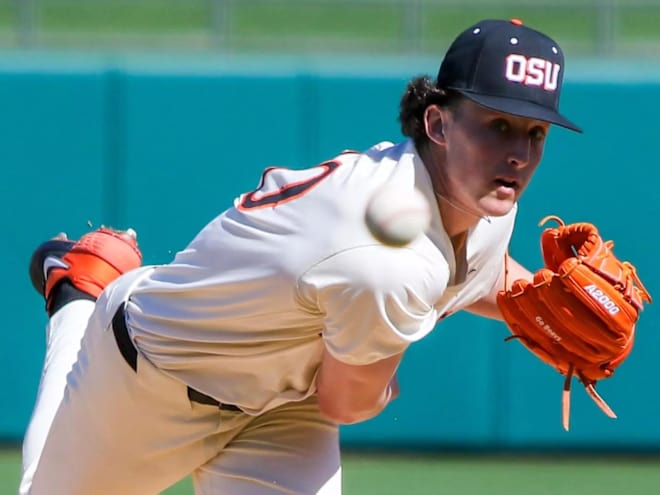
left=323, top=376, right=397, bottom=425
left=465, top=254, right=533, bottom=320
left=316, top=350, right=401, bottom=425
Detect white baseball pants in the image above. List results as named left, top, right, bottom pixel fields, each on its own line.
left=21, top=270, right=341, bottom=495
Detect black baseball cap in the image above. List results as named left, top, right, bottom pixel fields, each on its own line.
left=437, top=19, right=581, bottom=132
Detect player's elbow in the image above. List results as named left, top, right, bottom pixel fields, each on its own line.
left=316, top=348, right=402, bottom=424
left=316, top=376, right=391, bottom=425
left=317, top=391, right=377, bottom=425
left=317, top=398, right=358, bottom=425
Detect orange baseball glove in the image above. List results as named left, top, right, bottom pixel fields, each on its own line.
left=497, top=216, right=651, bottom=430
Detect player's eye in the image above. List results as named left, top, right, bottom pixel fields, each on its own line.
left=490, top=119, right=510, bottom=133
left=529, top=126, right=547, bottom=142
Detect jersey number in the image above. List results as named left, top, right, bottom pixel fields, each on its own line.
left=238, top=160, right=341, bottom=210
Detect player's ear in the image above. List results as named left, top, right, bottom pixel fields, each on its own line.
left=424, top=105, right=446, bottom=146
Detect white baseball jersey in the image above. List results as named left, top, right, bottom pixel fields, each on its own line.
left=125, top=139, right=516, bottom=415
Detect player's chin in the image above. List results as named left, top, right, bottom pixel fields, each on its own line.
left=479, top=196, right=516, bottom=217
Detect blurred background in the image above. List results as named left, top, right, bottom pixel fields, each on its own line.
left=2, top=0, right=660, bottom=494
left=2, top=0, right=660, bottom=56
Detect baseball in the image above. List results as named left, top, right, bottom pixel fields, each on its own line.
left=365, top=184, right=431, bottom=247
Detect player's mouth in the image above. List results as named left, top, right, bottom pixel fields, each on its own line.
left=494, top=177, right=519, bottom=190
left=493, top=177, right=519, bottom=200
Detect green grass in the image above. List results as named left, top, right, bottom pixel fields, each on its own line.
left=620, top=7, right=660, bottom=40
left=0, top=1, right=658, bottom=55
left=4, top=448, right=660, bottom=495
left=0, top=1, right=13, bottom=31
left=0, top=450, right=20, bottom=493
left=39, top=1, right=209, bottom=33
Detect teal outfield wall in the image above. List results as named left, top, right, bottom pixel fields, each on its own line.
left=2, top=53, right=660, bottom=450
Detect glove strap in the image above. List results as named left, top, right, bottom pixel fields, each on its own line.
left=562, top=365, right=618, bottom=431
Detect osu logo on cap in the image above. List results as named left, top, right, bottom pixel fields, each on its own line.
left=504, top=54, right=560, bottom=92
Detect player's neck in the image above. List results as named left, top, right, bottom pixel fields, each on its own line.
left=419, top=147, right=488, bottom=237
left=435, top=194, right=484, bottom=237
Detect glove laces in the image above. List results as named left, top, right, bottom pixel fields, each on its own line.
left=562, top=365, right=616, bottom=432
left=504, top=331, right=618, bottom=431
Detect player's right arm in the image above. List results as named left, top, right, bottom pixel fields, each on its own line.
left=316, top=349, right=401, bottom=424
left=298, top=246, right=438, bottom=425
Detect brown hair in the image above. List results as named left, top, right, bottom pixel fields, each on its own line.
left=398, top=76, right=460, bottom=148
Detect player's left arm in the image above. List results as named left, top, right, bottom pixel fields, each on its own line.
left=464, top=254, right=532, bottom=320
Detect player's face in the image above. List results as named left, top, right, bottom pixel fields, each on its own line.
left=437, top=98, right=550, bottom=218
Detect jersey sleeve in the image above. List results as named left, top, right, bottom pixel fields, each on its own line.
left=297, top=245, right=439, bottom=366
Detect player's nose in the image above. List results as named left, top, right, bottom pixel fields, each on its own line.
left=507, top=136, right=531, bottom=169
